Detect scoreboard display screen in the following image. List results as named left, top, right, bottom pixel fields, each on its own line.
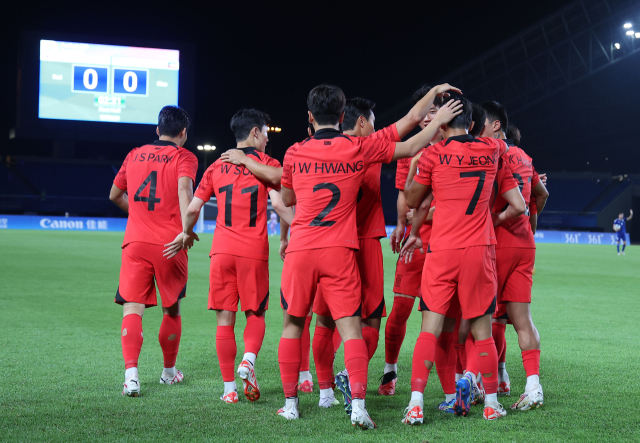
left=38, top=40, right=179, bottom=125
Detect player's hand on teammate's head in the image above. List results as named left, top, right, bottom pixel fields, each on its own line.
left=432, top=83, right=462, bottom=97
left=220, top=149, right=247, bottom=166
left=433, top=100, right=463, bottom=125
left=399, top=234, right=423, bottom=264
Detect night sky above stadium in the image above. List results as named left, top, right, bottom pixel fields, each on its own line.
left=4, top=0, right=640, bottom=172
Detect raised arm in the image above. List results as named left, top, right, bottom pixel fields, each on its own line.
left=109, top=184, right=129, bottom=213
left=392, top=100, right=462, bottom=161
left=220, top=149, right=282, bottom=187
left=628, top=209, right=634, bottom=221
left=395, top=84, right=462, bottom=138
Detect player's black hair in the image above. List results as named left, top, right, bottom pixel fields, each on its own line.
left=342, top=98, right=376, bottom=132
left=481, top=101, right=508, bottom=133
left=506, top=123, right=521, bottom=146
left=469, top=103, right=486, bottom=137
left=444, top=94, right=472, bottom=130
left=158, top=105, right=190, bottom=137
left=410, top=84, right=444, bottom=108
left=307, top=84, right=346, bottom=126
left=230, top=109, right=270, bottom=142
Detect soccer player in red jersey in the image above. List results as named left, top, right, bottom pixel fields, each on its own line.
left=380, top=86, right=444, bottom=397
left=481, top=102, right=549, bottom=410
left=276, top=84, right=462, bottom=428
left=182, top=109, right=294, bottom=404
left=310, top=92, right=451, bottom=410
left=109, top=106, right=198, bottom=397
left=400, top=96, right=526, bottom=422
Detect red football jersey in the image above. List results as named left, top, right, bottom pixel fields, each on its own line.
left=281, top=128, right=396, bottom=252
left=357, top=124, right=401, bottom=239
left=492, top=143, right=537, bottom=249
left=414, top=134, right=516, bottom=251
left=395, top=157, right=412, bottom=190
left=114, top=140, right=198, bottom=248
left=195, top=148, right=280, bottom=261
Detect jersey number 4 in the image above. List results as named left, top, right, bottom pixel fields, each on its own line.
left=218, top=184, right=259, bottom=227
left=134, top=171, right=161, bottom=211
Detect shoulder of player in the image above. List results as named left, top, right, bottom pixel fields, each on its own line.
left=176, top=147, right=198, bottom=160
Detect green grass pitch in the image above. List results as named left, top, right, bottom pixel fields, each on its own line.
left=1, top=230, right=639, bottom=442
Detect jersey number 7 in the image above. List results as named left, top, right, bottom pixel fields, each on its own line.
left=460, top=171, right=486, bottom=215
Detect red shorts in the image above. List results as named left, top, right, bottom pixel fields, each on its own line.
left=282, top=247, right=361, bottom=320
left=393, top=249, right=426, bottom=297
left=314, top=238, right=386, bottom=319
left=493, top=248, right=535, bottom=319
left=115, top=242, right=188, bottom=308
left=422, top=245, right=497, bottom=320
left=209, top=254, right=269, bottom=312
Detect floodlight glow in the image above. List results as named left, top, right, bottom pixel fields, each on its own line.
left=626, top=30, right=634, bottom=35
left=204, top=144, right=212, bottom=150
left=615, top=43, right=621, bottom=49
left=624, top=23, right=632, bottom=28
left=197, top=145, right=204, bottom=150
left=635, top=32, right=640, bottom=38
left=212, top=146, right=217, bottom=151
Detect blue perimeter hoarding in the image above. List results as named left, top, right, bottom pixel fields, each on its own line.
left=0, top=215, right=630, bottom=245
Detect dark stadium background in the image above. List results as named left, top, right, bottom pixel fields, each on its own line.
left=1, top=0, right=638, bottom=239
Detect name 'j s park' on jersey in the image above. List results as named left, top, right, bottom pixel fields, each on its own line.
left=414, top=134, right=517, bottom=252
left=195, top=147, right=281, bottom=261
left=281, top=128, right=397, bottom=253
left=113, top=140, right=198, bottom=248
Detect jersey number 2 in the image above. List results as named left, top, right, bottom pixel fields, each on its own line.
left=310, top=183, right=340, bottom=227
left=134, top=171, right=161, bottom=211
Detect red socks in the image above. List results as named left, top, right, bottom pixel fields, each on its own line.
left=410, top=332, right=437, bottom=393
left=361, top=326, right=379, bottom=361
left=158, top=315, right=181, bottom=368
left=492, top=322, right=507, bottom=364
left=435, top=331, right=456, bottom=395
left=522, top=349, right=541, bottom=377
left=279, top=337, right=301, bottom=397
left=216, top=325, right=237, bottom=382
left=243, top=314, right=266, bottom=356
left=475, top=337, right=499, bottom=395
left=121, top=314, right=143, bottom=369
left=332, top=328, right=342, bottom=354
left=384, top=296, right=414, bottom=364
left=300, top=315, right=312, bottom=372
left=344, top=339, right=369, bottom=399
left=465, top=333, right=479, bottom=375
left=312, top=326, right=335, bottom=389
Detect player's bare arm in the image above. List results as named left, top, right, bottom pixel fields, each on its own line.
left=221, top=149, right=283, bottom=188
left=399, top=192, right=434, bottom=263
left=392, top=100, right=463, bottom=161
left=390, top=191, right=409, bottom=253
left=279, top=218, right=290, bottom=261
left=281, top=186, right=296, bottom=207
left=109, top=184, right=129, bottom=213
left=404, top=178, right=431, bottom=209
left=268, top=189, right=294, bottom=225
left=395, top=84, right=462, bottom=138
left=493, top=187, right=526, bottom=226
left=174, top=195, right=204, bottom=253
left=531, top=180, right=549, bottom=215
left=627, top=209, right=634, bottom=221
left=163, top=176, right=196, bottom=258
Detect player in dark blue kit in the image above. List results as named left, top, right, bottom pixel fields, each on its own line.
left=614, top=210, right=633, bottom=255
